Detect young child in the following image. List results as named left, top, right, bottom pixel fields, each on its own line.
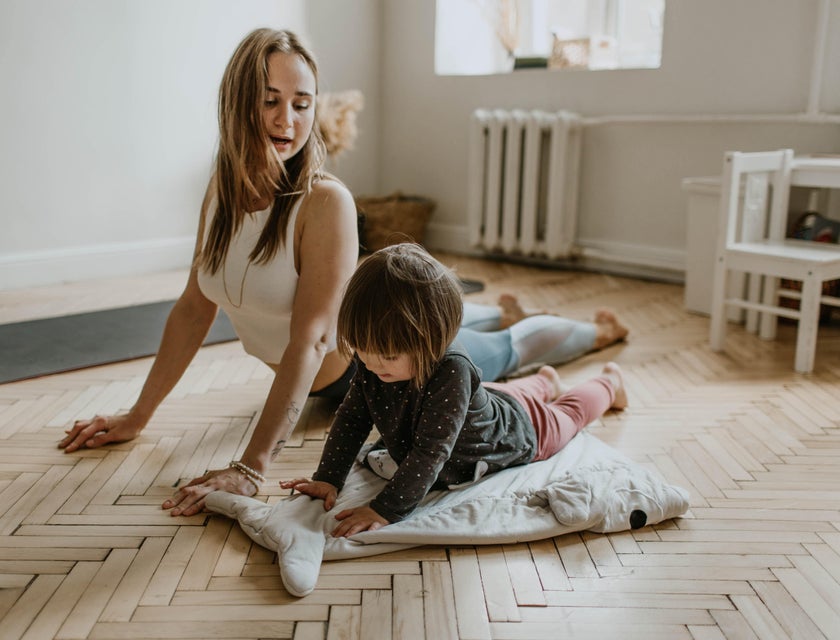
left=281, top=243, right=627, bottom=537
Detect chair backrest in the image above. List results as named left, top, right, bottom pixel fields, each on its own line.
left=717, top=149, right=794, bottom=251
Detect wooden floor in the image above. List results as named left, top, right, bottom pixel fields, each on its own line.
left=1, top=254, right=840, bottom=640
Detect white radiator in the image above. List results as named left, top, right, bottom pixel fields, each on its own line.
left=467, top=109, right=582, bottom=259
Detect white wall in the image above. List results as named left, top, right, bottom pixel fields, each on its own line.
left=3, top=0, right=840, bottom=290
left=378, top=0, right=840, bottom=278
left=305, top=0, right=382, bottom=197
left=0, top=0, right=307, bottom=289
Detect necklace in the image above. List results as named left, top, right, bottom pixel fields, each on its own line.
left=221, top=258, right=251, bottom=309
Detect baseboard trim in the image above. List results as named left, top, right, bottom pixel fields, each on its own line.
left=574, top=238, right=685, bottom=282
left=0, top=237, right=195, bottom=290
left=424, top=223, right=686, bottom=283
left=3, top=227, right=688, bottom=290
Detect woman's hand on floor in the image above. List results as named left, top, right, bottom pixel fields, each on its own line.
left=280, top=478, right=338, bottom=511
left=162, top=467, right=258, bottom=517
left=59, top=413, right=144, bottom=452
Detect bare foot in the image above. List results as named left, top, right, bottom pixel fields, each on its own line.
left=593, top=309, right=629, bottom=350
left=498, top=293, right=547, bottom=329
left=537, top=365, right=566, bottom=401
left=601, top=362, right=628, bottom=410
left=498, top=294, right=527, bottom=329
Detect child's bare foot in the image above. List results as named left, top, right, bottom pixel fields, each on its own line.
left=593, top=309, right=629, bottom=350
left=601, top=361, right=628, bottom=410
left=537, top=365, right=566, bottom=401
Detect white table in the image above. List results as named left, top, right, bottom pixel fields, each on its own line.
left=791, top=156, right=840, bottom=189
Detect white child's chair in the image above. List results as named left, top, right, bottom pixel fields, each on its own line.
left=708, top=149, right=840, bottom=373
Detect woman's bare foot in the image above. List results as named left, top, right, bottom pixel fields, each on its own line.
left=498, top=293, right=548, bottom=329
left=537, top=365, right=566, bottom=401
left=601, top=362, right=628, bottom=410
left=593, top=309, right=629, bottom=350
left=498, top=294, right=527, bottom=329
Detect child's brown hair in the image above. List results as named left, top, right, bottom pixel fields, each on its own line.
left=337, top=243, right=463, bottom=387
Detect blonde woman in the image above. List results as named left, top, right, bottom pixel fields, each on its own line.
left=60, top=29, right=356, bottom=517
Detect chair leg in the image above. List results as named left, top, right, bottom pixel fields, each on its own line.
left=729, top=271, right=747, bottom=323
left=794, top=276, right=821, bottom=373
left=709, top=256, right=729, bottom=351
left=759, top=275, right=779, bottom=340
left=745, top=273, right=761, bottom=334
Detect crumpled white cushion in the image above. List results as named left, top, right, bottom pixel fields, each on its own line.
left=205, top=431, right=689, bottom=596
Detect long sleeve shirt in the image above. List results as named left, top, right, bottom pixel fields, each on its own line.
left=312, top=344, right=537, bottom=522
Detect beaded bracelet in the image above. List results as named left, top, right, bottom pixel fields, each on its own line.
left=229, top=460, right=267, bottom=483
left=229, top=460, right=266, bottom=494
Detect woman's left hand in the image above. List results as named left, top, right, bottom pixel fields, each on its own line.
left=162, top=467, right=257, bottom=516
left=331, top=506, right=388, bottom=537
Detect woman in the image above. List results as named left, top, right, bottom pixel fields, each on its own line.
left=59, top=28, right=627, bottom=517
left=61, top=28, right=355, bottom=517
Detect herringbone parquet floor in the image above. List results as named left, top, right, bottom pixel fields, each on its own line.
left=1, top=254, right=839, bottom=640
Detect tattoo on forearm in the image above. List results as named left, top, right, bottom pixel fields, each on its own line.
left=271, top=439, right=286, bottom=460
left=270, top=402, right=300, bottom=460
left=286, top=402, right=301, bottom=426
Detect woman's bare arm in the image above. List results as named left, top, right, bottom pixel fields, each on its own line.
left=60, top=180, right=219, bottom=452
left=163, top=179, right=359, bottom=515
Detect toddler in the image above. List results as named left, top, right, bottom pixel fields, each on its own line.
left=282, top=243, right=627, bottom=537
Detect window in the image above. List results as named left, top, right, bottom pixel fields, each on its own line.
left=435, top=0, right=665, bottom=76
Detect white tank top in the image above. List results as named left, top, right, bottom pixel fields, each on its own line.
left=197, top=198, right=302, bottom=364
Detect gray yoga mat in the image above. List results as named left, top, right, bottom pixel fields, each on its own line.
left=0, top=301, right=238, bottom=384
left=1, top=278, right=484, bottom=384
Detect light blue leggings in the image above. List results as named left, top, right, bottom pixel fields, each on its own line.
left=318, top=301, right=598, bottom=398
left=458, top=302, right=597, bottom=382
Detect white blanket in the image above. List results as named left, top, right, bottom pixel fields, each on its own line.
left=206, top=432, right=689, bottom=596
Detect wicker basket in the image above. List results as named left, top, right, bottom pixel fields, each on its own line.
left=356, top=192, right=435, bottom=252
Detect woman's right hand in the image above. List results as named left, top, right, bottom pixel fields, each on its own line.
left=58, top=413, right=146, bottom=452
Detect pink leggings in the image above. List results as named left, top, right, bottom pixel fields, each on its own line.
left=483, top=373, right=615, bottom=461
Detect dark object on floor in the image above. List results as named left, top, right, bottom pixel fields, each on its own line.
left=0, top=301, right=238, bottom=384
left=459, top=278, right=484, bottom=294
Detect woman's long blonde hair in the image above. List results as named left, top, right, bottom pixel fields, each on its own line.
left=337, top=244, right=464, bottom=388
left=199, top=28, right=327, bottom=274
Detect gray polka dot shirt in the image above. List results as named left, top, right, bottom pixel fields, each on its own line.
left=312, top=344, right=536, bottom=522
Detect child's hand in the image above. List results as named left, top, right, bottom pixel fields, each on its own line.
left=280, top=478, right=338, bottom=510
left=331, top=506, right=389, bottom=537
